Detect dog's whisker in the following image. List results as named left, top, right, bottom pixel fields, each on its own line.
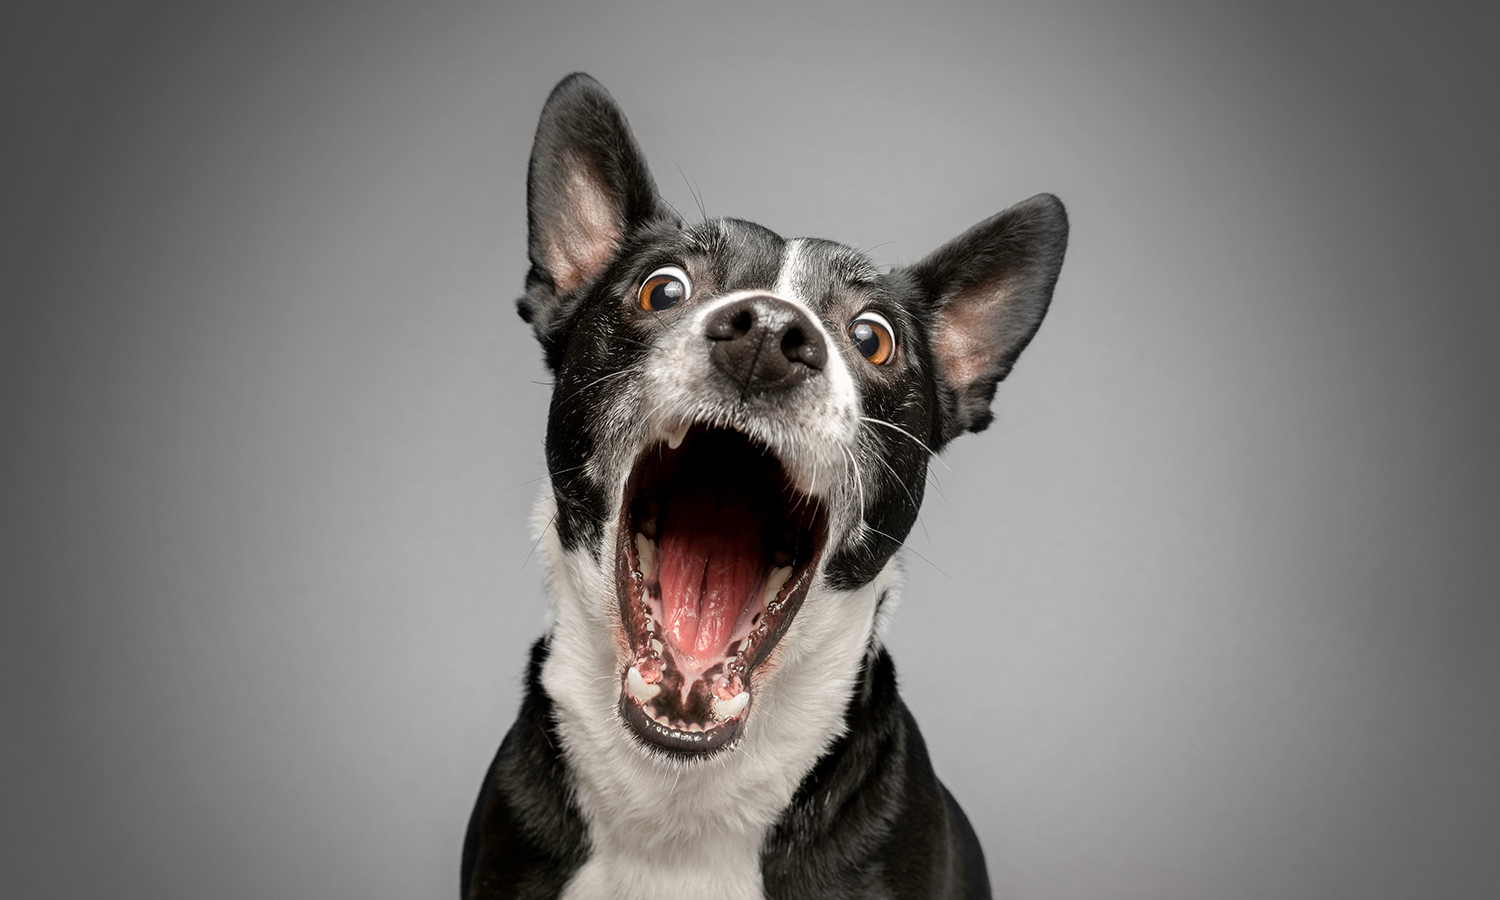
left=925, top=469, right=948, bottom=501
left=676, top=163, right=708, bottom=223
left=864, top=442, right=923, bottom=512
left=842, top=444, right=868, bottom=529
left=503, top=463, right=587, bottom=492
left=521, top=509, right=559, bottom=569
left=558, top=366, right=636, bottom=406
left=859, top=415, right=947, bottom=469
left=868, top=526, right=952, bottom=581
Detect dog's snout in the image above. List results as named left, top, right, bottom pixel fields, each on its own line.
left=705, top=295, right=827, bottom=394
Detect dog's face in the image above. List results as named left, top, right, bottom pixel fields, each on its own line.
left=521, top=75, right=1066, bottom=760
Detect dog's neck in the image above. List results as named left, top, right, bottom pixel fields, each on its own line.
left=534, top=491, right=899, bottom=899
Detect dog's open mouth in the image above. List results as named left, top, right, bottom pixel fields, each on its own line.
left=615, top=427, right=828, bottom=755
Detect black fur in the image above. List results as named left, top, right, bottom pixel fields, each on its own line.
left=760, top=649, right=991, bottom=900
left=464, top=641, right=989, bottom=900
left=465, top=73, right=1067, bottom=898
left=462, top=640, right=587, bottom=899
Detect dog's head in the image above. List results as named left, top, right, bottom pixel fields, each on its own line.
left=521, top=74, right=1066, bottom=759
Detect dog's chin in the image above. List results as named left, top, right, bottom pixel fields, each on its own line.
left=613, top=426, right=828, bottom=758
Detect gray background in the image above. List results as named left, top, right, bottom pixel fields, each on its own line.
left=3, top=1, right=1496, bottom=898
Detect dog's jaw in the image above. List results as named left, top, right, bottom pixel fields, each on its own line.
left=613, top=427, right=832, bottom=753
left=538, top=486, right=899, bottom=898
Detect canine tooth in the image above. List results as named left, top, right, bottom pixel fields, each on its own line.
left=712, top=691, right=751, bottom=720
left=666, top=425, right=689, bottom=450
left=634, top=533, right=656, bottom=577
left=763, top=566, right=793, bottom=606
left=635, top=655, right=662, bottom=683
left=626, top=666, right=661, bottom=702
left=713, top=672, right=744, bottom=701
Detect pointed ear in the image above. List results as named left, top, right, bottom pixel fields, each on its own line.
left=906, top=193, right=1068, bottom=444
left=519, top=73, right=676, bottom=338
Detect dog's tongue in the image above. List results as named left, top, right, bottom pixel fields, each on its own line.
left=657, top=486, right=764, bottom=661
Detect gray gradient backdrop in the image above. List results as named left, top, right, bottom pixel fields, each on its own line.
left=3, top=1, right=1496, bottom=898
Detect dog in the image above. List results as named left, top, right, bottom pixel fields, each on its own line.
left=462, top=73, right=1067, bottom=900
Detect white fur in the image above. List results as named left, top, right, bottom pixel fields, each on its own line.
left=773, top=238, right=805, bottom=300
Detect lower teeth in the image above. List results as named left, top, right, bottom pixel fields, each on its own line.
left=711, top=691, right=751, bottom=720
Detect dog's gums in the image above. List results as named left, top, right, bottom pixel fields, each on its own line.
left=615, top=426, right=827, bottom=754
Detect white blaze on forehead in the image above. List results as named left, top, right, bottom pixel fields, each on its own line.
left=774, top=237, right=807, bottom=303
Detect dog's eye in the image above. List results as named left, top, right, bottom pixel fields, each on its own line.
left=848, top=311, right=895, bottom=365
left=638, top=266, right=692, bottom=311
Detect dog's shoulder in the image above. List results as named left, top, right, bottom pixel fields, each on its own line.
left=761, top=647, right=991, bottom=900
left=462, top=638, right=587, bottom=899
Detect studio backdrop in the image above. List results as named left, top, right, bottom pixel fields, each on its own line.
left=2, top=2, right=1496, bottom=898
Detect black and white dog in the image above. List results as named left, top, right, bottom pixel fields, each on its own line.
left=463, top=74, right=1067, bottom=900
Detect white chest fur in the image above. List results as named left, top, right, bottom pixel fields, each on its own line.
left=538, top=502, right=898, bottom=900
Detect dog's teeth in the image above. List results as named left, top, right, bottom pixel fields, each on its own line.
left=666, top=425, right=689, bottom=450
left=634, top=533, right=656, bottom=577
left=713, top=672, right=744, bottom=701
left=712, top=691, right=751, bottom=720
left=626, top=666, right=661, bottom=702
left=635, top=655, right=662, bottom=683
left=763, top=566, right=793, bottom=607
left=650, top=638, right=664, bottom=656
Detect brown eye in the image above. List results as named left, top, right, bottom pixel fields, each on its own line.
left=638, top=266, right=691, bottom=311
left=849, top=311, right=895, bottom=365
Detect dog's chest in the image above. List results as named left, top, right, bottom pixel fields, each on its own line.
left=554, top=731, right=790, bottom=900
left=560, top=835, right=765, bottom=900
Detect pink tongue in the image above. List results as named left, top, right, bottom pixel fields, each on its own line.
left=657, top=489, right=764, bottom=661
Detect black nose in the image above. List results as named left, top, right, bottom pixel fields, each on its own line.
left=704, top=295, right=827, bottom=395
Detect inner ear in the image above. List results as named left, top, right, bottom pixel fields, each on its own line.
left=908, top=193, right=1069, bottom=444
left=932, top=272, right=1042, bottom=400
left=540, top=153, right=624, bottom=297
left=521, top=73, right=675, bottom=342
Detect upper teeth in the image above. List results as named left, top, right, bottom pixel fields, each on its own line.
left=635, top=532, right=656, bottom=578
left=763, top=565, right=793, bottom=607
left=666, top=425, right=689, bottom=450
left=627, top=666, right=661, bottom=703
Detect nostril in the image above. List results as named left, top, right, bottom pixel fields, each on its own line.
left=781, top=326, right=826, bottom=370
left=730, top=308, right=754, bottom=337
left=707, top=305, right=756, bottom=342
left=781, top=327, right=806, bottom=362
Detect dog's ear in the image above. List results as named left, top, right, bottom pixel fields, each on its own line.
left=520, top=73, right=676, bottom=342
left=905, top=193, right=1068, bottom=445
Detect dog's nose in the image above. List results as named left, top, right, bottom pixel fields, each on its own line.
left=705, top=295, right=827, bottom=395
